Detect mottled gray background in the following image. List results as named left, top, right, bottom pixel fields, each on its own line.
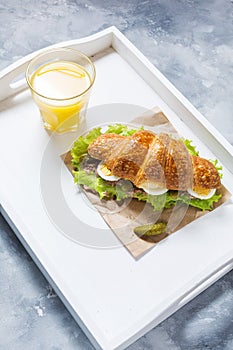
left=0, top=0, right=233, bottom=349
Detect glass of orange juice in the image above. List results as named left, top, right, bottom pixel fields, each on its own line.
left=26, top=48, right=96, bottom=133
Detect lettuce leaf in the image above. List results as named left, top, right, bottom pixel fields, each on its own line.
left=71, top=127, right=102, bottom=167
left=104, top=123, right=143, bottom=136
left=210, top=158, right=223, bottom=178
left=181, top=138, right=199, bottom=156
left=182, top=139, right=223, bottom=177
left=179, top=192, right=222, bottom=211
left=133, top=191, right=168, bottom=211
left=74, top=169, right=133, bottom=201
left=134, top=190, right=221, bottom=211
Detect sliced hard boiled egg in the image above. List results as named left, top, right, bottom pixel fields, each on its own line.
left=97, top=162, right=120, bottom=181
left=140, top=183, right=168, bottom=196
left=187, top=187, right=216, bottom=200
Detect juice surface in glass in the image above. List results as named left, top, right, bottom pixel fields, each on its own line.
left=31, top=60, right=91, bottom=133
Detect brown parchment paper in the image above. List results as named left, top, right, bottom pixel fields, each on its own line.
left=62, top=107, right=231, bottom=259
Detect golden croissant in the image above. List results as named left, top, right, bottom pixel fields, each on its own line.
left=87, top=130, right=221, bottom=193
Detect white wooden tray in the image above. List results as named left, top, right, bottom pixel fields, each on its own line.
left=1, top=27, right=233, bottom=350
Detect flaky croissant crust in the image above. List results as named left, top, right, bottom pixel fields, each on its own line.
left=88, top=130, right=221, bottom=191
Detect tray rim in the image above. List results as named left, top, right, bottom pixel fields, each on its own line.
left=1, top=26, right=233, bottom=350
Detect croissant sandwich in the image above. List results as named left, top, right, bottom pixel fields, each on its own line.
left=71, top=125, right=222, bottom=211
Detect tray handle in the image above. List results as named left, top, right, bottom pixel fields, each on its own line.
left=0, top=60, right=30, bottom=101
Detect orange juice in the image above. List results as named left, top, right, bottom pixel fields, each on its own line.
left=30, top=60, right=92, bottom=133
